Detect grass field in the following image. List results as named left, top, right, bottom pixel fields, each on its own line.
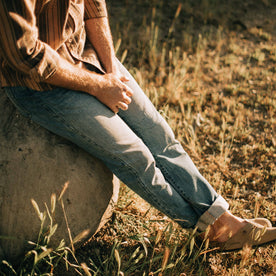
left=1, top=0, right=275, bottom=275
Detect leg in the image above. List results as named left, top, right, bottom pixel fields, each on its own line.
left=115, top=60, right=228, bottom=231
left=111, top=62, right=276, bottom=249
left=5, top=85, right=276, bottom=250
left=5, top=86, right=200, bottom=228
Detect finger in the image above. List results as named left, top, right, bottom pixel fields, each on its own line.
left=122, top=92, right=132, bottom=104
left=120, top=75, right=129, bottom=82
left=123, top=86, right=133, bottom=97
left=118, top=102, right=129, bottom=111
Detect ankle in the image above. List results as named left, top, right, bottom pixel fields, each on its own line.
left=206, top=211, right=246, bottom=242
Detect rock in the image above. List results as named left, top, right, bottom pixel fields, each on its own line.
left=0, top=90, right=120, bottom=263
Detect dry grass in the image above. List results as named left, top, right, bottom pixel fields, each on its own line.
left=1, top=0, right=275, bottom=275
left=100, top=0, right=276, bottom=274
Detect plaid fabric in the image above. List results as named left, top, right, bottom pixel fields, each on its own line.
left=0, top=0, right=107, bottom=90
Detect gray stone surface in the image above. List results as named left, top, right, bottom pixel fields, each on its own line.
left=0, top=90, right=120, bottom=262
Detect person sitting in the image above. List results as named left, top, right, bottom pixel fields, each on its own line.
left=0, top=0, right=275, bottom=251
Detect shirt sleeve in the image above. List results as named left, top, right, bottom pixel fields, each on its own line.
left=0, top=0, right=59, bottom=82
left=84, top=0, right=107, bottom=20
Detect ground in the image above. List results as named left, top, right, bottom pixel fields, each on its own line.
left=1, top=0, right=275, bottom=275
left=76, top=1, right=276, bottom=275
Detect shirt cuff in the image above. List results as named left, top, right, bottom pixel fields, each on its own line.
left=29, top=43, right=59, bottom=82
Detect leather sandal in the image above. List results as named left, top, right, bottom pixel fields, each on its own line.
left=210, top=220, right=276, bottom=251
left=248, top=218, right=272, bottom=227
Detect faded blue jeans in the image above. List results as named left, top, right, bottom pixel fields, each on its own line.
left=4, top=61, right=228, bottom=231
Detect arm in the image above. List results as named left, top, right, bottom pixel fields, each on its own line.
left=0, top=0, right=59, bottom=82
left=46, top=0, right=133, bottom=113
left=84, top=1, right=128, bottom=80
left=0, top=0, right=132, bottom=113
left=85, top=17, right=119, bottom=75
left=44, top=57, right=133, bottom=113
left=45, top=8, right=133, bottom=112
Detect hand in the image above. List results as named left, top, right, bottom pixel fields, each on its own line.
left=105, top=61, right=130, bottom=83
left=95, top=73, right=133, bottom=113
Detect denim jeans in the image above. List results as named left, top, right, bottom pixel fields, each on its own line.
left=4, top=61, right=228, bottom=231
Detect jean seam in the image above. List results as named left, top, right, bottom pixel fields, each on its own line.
left=120, top=103, right=163, bottom=132
left=77, top=136, right=183, bottom=220
left=155, top=159, right=191, bottom=200
left=155, top=157, right=215, bottom=220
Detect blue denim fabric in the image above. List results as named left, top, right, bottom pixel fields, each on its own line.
left=4, top=61, right=228, bottom=230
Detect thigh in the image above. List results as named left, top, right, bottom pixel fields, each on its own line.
left=116, top=61, right=178, bottom=155
left=4, top=86, right=159, bottom=193
left=116, top=62, right=219, bottom=212
left=4, top=86, right=144, bottom=160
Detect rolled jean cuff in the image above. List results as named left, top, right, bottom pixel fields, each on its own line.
left=195, top=195, right=229, bottom=231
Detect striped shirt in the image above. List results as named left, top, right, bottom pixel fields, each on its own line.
left=0, top=0, right=107, bottom=91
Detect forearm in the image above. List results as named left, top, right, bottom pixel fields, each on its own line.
left=44, top=4, right=132, bottom=112
left=44, top=57, right=105, bottom=96
left=85, top=17, right=117, bottom=73
left=44, top=56, right=133, bottom=113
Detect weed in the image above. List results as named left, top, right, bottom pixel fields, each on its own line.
left=1, top=0, right=276, bottom=274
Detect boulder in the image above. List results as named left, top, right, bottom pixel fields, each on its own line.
left=0, top=90, right=120, bottom=263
